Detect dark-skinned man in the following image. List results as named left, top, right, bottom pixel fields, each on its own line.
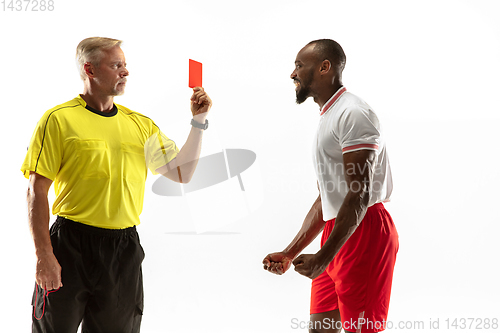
left=263, top=39, right=398, bottom=333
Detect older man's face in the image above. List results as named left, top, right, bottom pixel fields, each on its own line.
left=92, top=46, right=129, bottom=96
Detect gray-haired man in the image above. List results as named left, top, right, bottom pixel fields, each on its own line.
left=23, top=37, right=211, bottom=332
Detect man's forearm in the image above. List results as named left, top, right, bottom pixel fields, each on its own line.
left=174, top=115, right=205, bottom=182
left=315, top=191, right=369, bottom=264
left=292, top=150, right=376, bottom=279
left=27, top=173, right=63, bottom=290
left=27, top=185, right=53, bottom=256
left=157, top=114, right=205, bottom=183
left=283, top=194, right=325, bottom=259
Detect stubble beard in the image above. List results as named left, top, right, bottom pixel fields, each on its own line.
left=113, top=89, right=125, bottom=96
left=112, top=82, right=126, bottom=96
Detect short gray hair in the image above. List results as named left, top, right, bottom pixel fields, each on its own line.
left=76, top=37, right=122, bottom=80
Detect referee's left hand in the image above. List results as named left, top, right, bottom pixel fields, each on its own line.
left=293, top=253, right=326, bottom=280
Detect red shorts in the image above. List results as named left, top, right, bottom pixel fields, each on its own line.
left=310, top=203, right=399, bottom=333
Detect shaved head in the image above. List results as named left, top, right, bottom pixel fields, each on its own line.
left=307, top=39, right=346, bottom=72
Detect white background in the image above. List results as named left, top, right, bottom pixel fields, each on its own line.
left=1, top=0, right=499, bottom=332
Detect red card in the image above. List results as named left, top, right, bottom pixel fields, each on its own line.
left=189, top=59, right=202, bottom=88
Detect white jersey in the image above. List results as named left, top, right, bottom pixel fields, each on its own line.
left=313, top=87, right=392, bottom=221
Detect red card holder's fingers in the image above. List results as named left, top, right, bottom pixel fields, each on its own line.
left=189, top=59, right=202, bottom=88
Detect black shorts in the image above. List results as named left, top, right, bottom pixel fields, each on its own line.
left=32, top=216, right=145, bottom=333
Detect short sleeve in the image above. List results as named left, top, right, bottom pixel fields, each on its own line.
left=144, top=128, right=179, bottom=175
left=21, top=111, right=63, bottom=180
left=337, top=106, right=381, bottom=154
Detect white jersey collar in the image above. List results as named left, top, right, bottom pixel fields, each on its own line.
left=320, top=86, right=347, bottom=116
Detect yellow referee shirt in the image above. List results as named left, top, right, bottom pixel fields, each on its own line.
left=21, top=95, right=179, bottom=229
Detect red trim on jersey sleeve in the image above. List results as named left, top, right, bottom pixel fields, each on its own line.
left=320, top=87, right=347, bottom=116
left=342, top=144, right=379, bottom=153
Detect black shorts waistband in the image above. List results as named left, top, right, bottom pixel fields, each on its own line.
left=55, top=216, right=138, bottom=238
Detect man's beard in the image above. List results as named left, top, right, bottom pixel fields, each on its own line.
left=295, top=84, right=311, bottom=104
left=112, top=88, right=125, bottom=96
left=111, top=81, right=126, bottom=96
left=295, top=69, right=314, bottom=104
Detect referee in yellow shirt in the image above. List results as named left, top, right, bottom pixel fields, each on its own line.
left=21, top=37, right=212, bottom=333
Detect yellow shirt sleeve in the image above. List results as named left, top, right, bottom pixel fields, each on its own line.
left=21, top=110, right=63, bottom=180
left=144, top=127, right=179, bottom=175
